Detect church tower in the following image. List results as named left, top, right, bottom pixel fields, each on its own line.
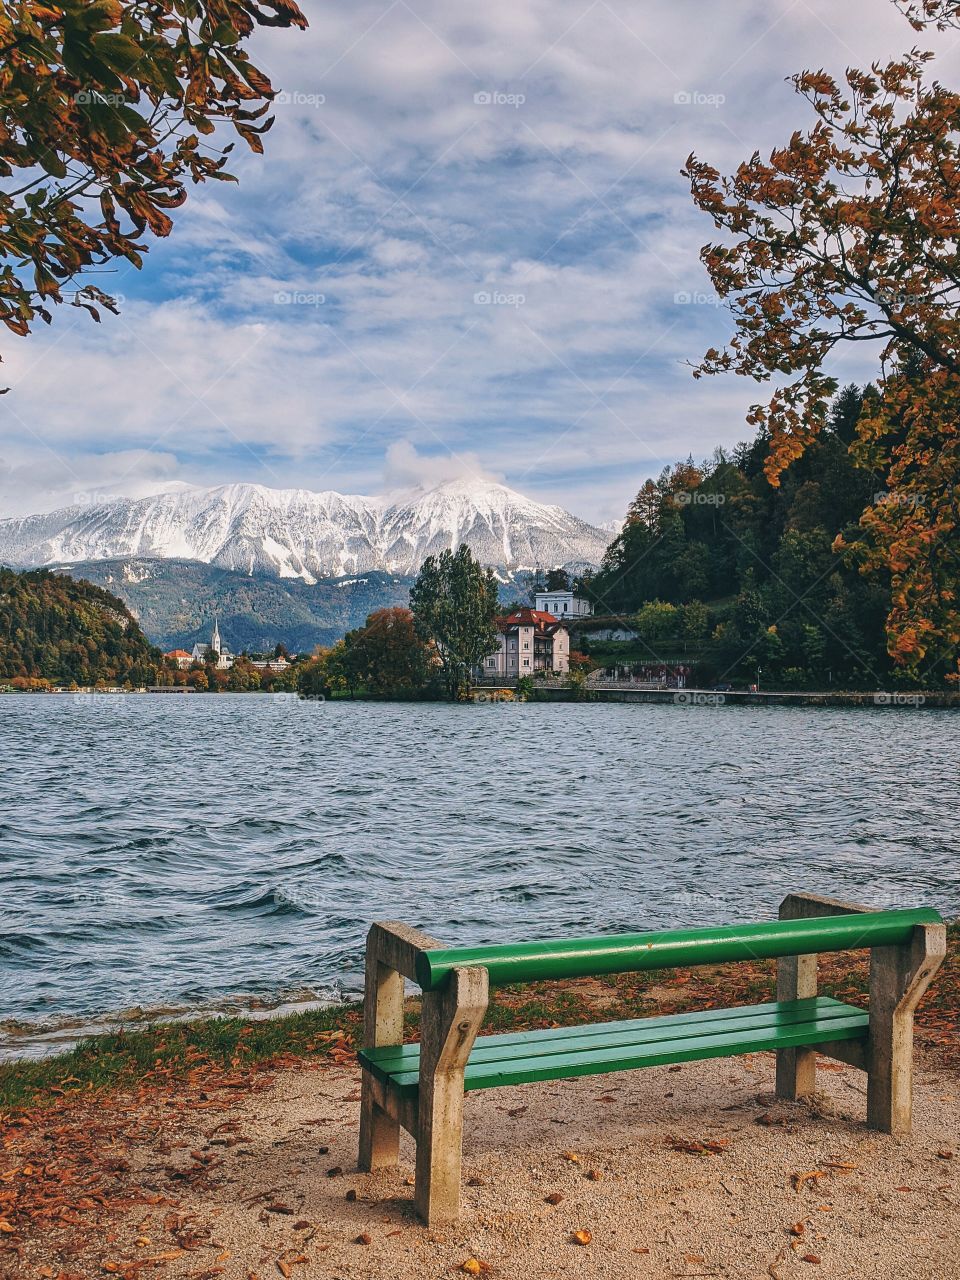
left=210, top=618, right=222, bottom=656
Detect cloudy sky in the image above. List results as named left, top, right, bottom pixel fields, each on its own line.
left=2, top=0, right=958, bottom=523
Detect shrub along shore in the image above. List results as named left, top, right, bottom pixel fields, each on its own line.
left=2, top=927, right=957, bottom=1115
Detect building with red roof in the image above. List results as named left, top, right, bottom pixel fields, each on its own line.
left=480, top=607, right=570, bottom=679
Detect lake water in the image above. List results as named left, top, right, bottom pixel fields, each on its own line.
left=1, top=694, right=957, bottom=1058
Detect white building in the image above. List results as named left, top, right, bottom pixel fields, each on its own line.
left=191, top=619, right=234, bottom=670
left=534, top=589, right=593, bottom=619
left=481, top=608, right=570, bottom=679
left=250, top=656, right=290, bottom=672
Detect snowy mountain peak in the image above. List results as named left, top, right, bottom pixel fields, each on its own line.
left=0, top=479, right=611, bottom=583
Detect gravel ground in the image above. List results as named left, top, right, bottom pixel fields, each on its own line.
left=29, top=1051, right=960, bottom=1280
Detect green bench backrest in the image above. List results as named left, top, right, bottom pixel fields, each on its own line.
left=414, top=908, right=943, bottom=992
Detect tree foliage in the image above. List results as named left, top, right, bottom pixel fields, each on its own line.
left=0, top=566, right=159, bottom=683
left=341, top=607, right=434, bottom=697
left=0, top=0, right=306, bottom=344
left=296, top=609, right=434, bottom=699
left=409, top=544, right=499, bottom=698
left=683, top=0, right=960, bottom=672
left=586, top=388, right=927, bottom=687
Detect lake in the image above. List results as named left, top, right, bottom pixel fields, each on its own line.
left=1, top=693, right=957, bottom=1058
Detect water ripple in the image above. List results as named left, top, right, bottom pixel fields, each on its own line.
left=0, top=695, right=958, bottom=1055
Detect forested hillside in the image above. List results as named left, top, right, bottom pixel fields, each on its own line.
left=0, top=568, right=159, bottom=686
left=586, top=385, right=940, bottom=687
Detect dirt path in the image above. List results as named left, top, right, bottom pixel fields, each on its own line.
left=5, top=1050, right=959, bottom=1280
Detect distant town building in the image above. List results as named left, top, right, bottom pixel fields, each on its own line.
left=482, top=608, right=570, bottom=678
left=164, top=648, right=193, bottom=670
left=586, top=623, right=638, bottom=641
left=191, top=618, right=234, bottom=670
left=250, top=656, right=290, bottom=672
left=534, top=589, right=593, bottom=619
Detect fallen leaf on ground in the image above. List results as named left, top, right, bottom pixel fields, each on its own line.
left=544, top=1192, right=564, bottom=1205
left=768, top=1248, right=786, bottom=1279
left=585, top=1169, right=602, bottom=1181
left=788, top=1222, right=805, bottom=1237
left=792, top=1170, right=825, bottom=1192
left=667, top=1135, right=728, bottom=1155
left=571, top=1229, right=592, bottom=1246
left=459, top=1260, right=491, bottom=1275
left=561, top=1151, right=580, bottom=1163
left=801, top=1255, right=822, bottom=1265
left=354, top=1233, right=372, bottom=1245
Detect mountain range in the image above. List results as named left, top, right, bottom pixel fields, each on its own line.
left=0, top=479, right=610, bottom=582
left=0, top=479, right=611, bottom=650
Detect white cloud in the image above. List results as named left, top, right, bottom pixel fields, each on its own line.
left=382, top=439, right=504, bottom=492
left=1, top=0, right=956, bottom=524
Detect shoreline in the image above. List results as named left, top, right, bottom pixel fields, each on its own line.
left=515, top=685, right=960, bottom=707
left=3, top=922, right=958, bottom=1082
left=2, top=927, right=957, bottom=1111
left=3, top=685, right=960, bottom=707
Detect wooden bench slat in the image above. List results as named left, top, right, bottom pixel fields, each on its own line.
left=362, top=996, right=859, bottom=1074
left=359, top=999, right=869, bottom=1097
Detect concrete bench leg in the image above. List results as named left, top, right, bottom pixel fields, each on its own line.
left=867, top=925, right=945, bottom=1136
left=775, top=949, right=817, bottom=1100
left=774, top=892, right=884, bottom=1102
left=414, top=966, right=488, bottom=1226
left=358, top=950, right=404, bottom=1171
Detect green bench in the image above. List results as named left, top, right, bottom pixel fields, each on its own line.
left=357, top=894, right=946, bottom=1225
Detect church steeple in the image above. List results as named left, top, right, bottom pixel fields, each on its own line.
left=210, top=617, right=222, bottom=655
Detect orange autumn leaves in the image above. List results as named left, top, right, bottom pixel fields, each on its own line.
left=0, top=1, right=307, bottom=341
left=683, top=1, right=960, bottom=676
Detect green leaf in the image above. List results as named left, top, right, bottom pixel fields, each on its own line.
left=92, top=33, right=145, bottom=75
left=38, top=152, right=68, bottom=180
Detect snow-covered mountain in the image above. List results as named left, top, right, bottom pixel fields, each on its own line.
left=0, top=480, right=611, bottom=582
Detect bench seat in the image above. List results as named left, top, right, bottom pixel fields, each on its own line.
left=359, top=995, right=868, bottom=1098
